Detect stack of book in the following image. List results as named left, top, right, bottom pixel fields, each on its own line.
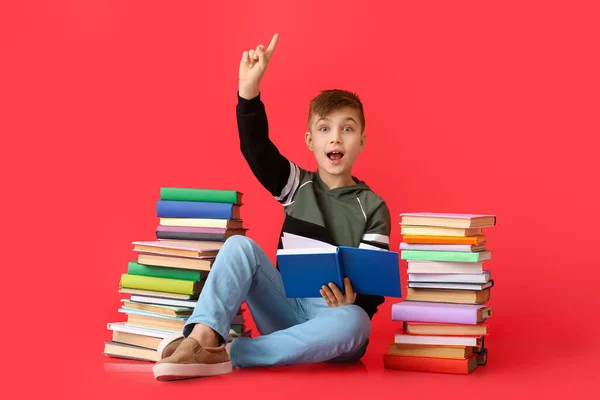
left=156, top=187, right=246, bottom=243
left=384, top=213, right=496, bottom=375
left=103, top=187, right=250, bottom=362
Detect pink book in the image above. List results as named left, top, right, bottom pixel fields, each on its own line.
left=157, top=226, right=227, bottom=234
left=391, top=301, right=492, bottom=324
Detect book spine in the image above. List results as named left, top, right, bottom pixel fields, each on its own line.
left=156, top=231, right=227, bottom=242
left=157, top=225, right=227, bottom=234
left=403, top=236, right=485, bottom=245
left=400, top=243, right=474, bottom=252
left=383, top=354, right=473, bottom=374
left=401, top=250, right=482, bottom=262
left=391, top=304, right=478, bottom=324
left=120, top=273, right=199, bottom=295
left=159, top=218, right=230, bottom=228
left=157, top=200, right=234, bottom=219
left=160, top=188, right=238, bottom=204
left=127, top=261, right=201, bottom=281
left=335, top=247, right=346, bottom=294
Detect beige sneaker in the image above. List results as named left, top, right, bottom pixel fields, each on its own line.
left=157, top=329, right=242, bottom=360
left=153, top=337, right=232, bottom=381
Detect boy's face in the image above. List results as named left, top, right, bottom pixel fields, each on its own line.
left=305, top=107, right=366, bottom=178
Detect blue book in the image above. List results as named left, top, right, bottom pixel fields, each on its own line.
left=156, top=200, right=240, bottom=219
left=276, top=246, right=402, bottom=298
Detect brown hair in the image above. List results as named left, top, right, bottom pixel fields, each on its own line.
left=308, top=89, right=365, bottom=131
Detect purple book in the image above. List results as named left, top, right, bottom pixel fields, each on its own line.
left=157, top=226, right=227, bottom=234
left=391, top=301, right=492, bottom=324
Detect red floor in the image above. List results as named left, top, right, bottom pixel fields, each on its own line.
left=59, top=336, right=596, bottom=399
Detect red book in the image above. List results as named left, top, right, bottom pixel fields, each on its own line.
left=384, top=353, right=478, bottom=374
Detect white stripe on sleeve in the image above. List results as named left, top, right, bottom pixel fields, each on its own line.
left=362, top=233, right=390, bottom=245
left=275, top=161, right=300, bottom=202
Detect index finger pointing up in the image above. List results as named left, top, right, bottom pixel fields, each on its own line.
left=266, top=33, right=279, bottom=54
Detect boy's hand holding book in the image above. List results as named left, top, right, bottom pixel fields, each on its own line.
left=320, top=277, right=357, bottom=307
left=276, top=244, right=402, bottom=299
left=239, top=33, right=279, bottom=100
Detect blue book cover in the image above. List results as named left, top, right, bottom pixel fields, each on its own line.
left=156, top=200, right=238, bottom=219
left=276, top=246, right=401, bottom=298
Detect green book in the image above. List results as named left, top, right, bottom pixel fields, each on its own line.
left=120, top=273, right=203, bottom=295
left=160, top=187, right=242, bottom=204
left=127, top=261, right=206, bottom=281
left=401, top=250, right=492, bottom=263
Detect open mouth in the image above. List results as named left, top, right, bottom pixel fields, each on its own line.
left=327, top=151, right=344, bottom=164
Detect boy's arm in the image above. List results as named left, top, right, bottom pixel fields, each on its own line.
left=237, top=34, right=302, bottom=205
left=359, top=202, right=391, bottom=250
left=237, top=92, right=304, bottom=205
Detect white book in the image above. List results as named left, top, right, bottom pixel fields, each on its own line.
left=408, top=281, right=494, bottom=291
left=106, top=322, right=174, bottom=338
left=407, top=260, right=484, bottom=274
left=130, top=294, right=198, bottom=308
left=394, top=333, right=480, bottom=347
left=118, top=308, right=188, bottom=321
left=399, top=242, right=485, bottom=252
left=408, top=271, right=491, bottom=284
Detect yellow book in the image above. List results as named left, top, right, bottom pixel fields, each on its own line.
left=119, top=273, right=203, bottom=295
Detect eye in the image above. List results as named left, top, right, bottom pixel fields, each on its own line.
left=343, top=126, right=352, bottom=132
left=319, top=126, right=329, bottom=132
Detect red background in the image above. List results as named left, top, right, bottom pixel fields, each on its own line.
left=2, top=0, right=599, bottom=398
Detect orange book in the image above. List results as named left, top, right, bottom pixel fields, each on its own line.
left=402, top=235, right=486, bottom=245
left=404, top=321, right=488, bottom=336
left=384, top=353, right=478, bottom=374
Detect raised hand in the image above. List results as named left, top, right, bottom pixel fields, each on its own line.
left=239, top=33, right=279, bottom=99
left=320, top=277, right=357, bottom=307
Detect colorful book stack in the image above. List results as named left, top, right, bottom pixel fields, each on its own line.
left=156, top=187, right=247, bottom=243
left=103, top=187, right=250, bottom=362
left=384, top=213, right=496, bottom=375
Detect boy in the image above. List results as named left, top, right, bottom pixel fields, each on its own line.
left=153, top=33, right=391, bottom=381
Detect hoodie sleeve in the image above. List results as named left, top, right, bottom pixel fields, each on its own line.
left=359, top=202, right=392, bottom=250
left=236, top=92, right=305, bottom=205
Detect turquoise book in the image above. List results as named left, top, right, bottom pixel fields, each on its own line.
left=401, top=250, right=492, bottom=263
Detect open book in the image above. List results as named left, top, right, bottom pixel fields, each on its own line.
left=276, top=233, right=401, bottom=298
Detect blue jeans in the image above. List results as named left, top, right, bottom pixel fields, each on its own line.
left=183, top=235, right=371, bottom=368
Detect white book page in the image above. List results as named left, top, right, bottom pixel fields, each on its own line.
left=276, top=247, right=337, bottom=255
left=281, top=232, right=336, bottom=250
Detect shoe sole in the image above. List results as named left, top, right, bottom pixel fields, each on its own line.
left=153, top=361, right=233, bottom=381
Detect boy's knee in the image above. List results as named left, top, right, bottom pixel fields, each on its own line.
left=217, top=235, right=262, bottom=272
left=221, top=235, right=257, bottom=255
left=338, top=305, right=371, bottom=344
left=223, top=234, right=254, bottom=247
